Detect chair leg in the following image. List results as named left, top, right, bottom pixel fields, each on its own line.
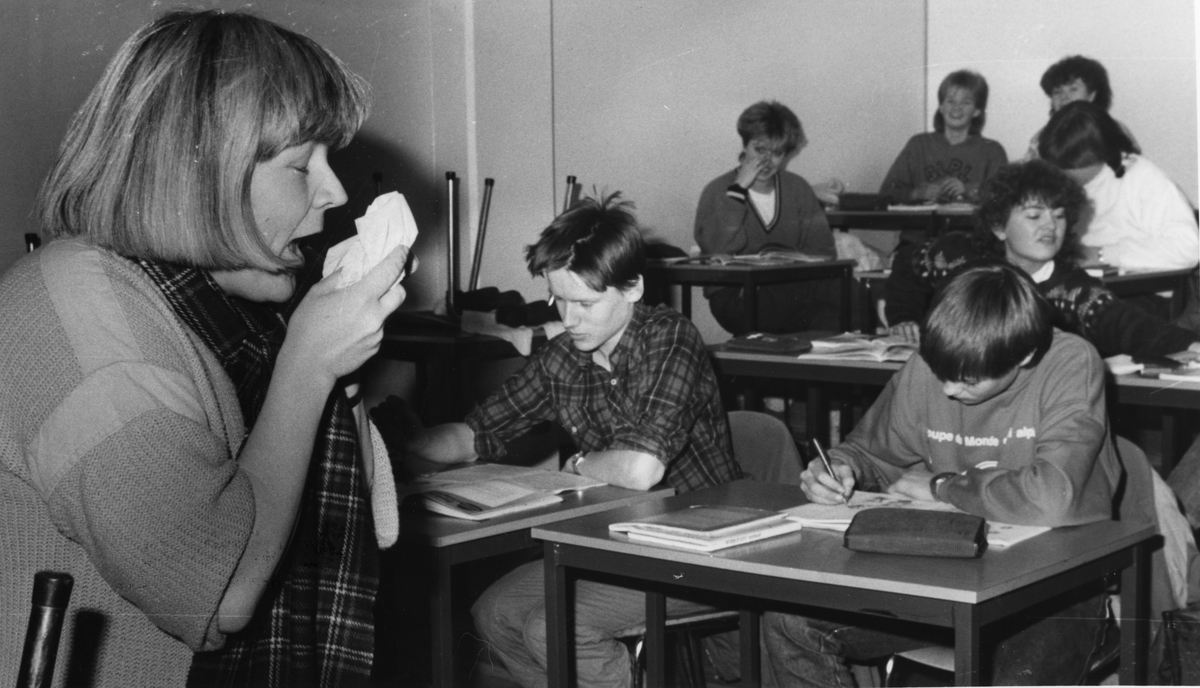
left=883, top=654, right=896, bottom=687
left=687, top=631, right=707, bottom=688
left=633, top=638, right=645, bottom=688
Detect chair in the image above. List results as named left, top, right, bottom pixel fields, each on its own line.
left=615, top=411, right=804, bottom=687
left=881, top=604, right=1121, bottom=687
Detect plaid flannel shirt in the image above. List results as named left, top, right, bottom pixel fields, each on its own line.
left=466, top=303, right=740, bottom=493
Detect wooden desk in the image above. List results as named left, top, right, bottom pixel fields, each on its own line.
left=826, top=207, right=975, bottom=236
left=854, top=266, right=1198, bottom=334
left=537, top=480, right=1156, bottom=687
left=709, top=348, right=1200, bottom=473
left=380, top=321, right=527, bottom=423
left=398, top=485, right=672, bottom=688
left=644, top=259, right=857, bottom=333
left=1104, top=267, right=1198, bottom=318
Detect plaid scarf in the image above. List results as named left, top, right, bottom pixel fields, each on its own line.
left=136, top=260, right=378, bottom=687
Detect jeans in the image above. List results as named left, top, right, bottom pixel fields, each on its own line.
left=471, top=560, right=715, bottom=688
left=763, top=587, right=1108, bottom=687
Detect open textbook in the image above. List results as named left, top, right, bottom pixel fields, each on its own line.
left=798, top=333, right=917, bottom=363
left=608, top=505, right=804, bottom=553
left=783, top=492, right=1049, bottom=548
left=402, top=463, right=605, bottom=521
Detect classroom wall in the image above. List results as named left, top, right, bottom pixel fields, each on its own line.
left=550, top=0, right=927, bottom=341
left=927, top=0, right=1198, bottom=206
left=1, top=0, right=1196, bottom=340
left=0, top=0, right=482, bottom=312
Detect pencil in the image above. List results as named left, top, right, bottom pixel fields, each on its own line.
left=811, top=438, right=846, bottom=504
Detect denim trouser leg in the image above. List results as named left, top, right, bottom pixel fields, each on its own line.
left=762, top=611, right=931, bottom=688
left=472, top=560, right=716, bottom=688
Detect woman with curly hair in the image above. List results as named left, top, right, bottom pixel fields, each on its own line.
left=883, top=159, right=1200, bottom=359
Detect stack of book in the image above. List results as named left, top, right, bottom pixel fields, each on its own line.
left=608, top=505, right=804, bottom=552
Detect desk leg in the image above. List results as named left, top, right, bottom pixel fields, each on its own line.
left=807, top=385, right=828, bottom=449
left=744, top=281, right=758, bottom=333
left=681, top=285, right=693, bottom=320
left=839, top=266, right=852, bottom=332
left=952, top=602, right=981, bottom=686
left=740, top=609, right=761, bottom=686
left=1120, top=539, right=1151, bottom=686
left=1161, top=411, right=1190, bottom=476
left=430, top=549, right=455, bottom=688
left=644, top=591, right=667, bottom=688
left=545, top=544, right=573, bottom=688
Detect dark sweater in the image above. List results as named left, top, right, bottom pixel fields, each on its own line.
left=884, top=232, right=1199, bottom=358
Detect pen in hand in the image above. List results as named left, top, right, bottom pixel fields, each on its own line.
left=811, top=438, right=846, bottom=504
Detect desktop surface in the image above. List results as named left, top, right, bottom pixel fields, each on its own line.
left=534, top=480, right=1154, bottom=604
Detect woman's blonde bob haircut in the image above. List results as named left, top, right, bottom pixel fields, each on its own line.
left=37, top=9, right=370, bottom=271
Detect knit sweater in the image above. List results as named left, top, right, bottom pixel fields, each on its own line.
left=1078, top=155, right=1200, bottom=271
left=1, top=240, right=254, bottom=686
left=694, top=168, right=836, bottom=261
left=831, top=331, right=1128, bottom=527
left=880, top=132, right=1008, bottom=202
left=884, top=232, right=1199, bottom=358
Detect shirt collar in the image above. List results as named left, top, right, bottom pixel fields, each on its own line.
left=566, top=302, right=650, bottom=376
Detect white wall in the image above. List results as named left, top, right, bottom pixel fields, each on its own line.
left=928, top=0, right=1198, bottom=205
left=551, top=0, right=927, bottom=341
left=2, top=0, right=1195, bottom=329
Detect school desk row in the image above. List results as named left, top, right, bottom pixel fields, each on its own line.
left=393, top=476, right=1155, bottom=688
left=644, top=257, right=1198, bottom=335
left=709, top=347, right=1200, bottom=476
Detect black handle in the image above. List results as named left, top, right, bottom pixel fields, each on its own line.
left=17, top=571, right=74, bottom=688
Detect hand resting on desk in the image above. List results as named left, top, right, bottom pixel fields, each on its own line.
left=887, top=320, right=920, bottom=344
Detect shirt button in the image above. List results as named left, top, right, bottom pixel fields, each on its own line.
left=610, top=379, right=618, bottom=386
left=571, top=426, right=577, bottom=433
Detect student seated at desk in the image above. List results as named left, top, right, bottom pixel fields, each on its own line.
left=1025, top=54, right=1140, bottom=161
left=763, top=263, right=1143, bottom=686
left=405, top=193, right=742, bottom=688
left=880, top=69, right=1008, bottom=205
left=694, top=100, right=838, bottom=335
left=884, top=159, right=1200, bottom=358
left=1039, top=100, right=1199, bottom=272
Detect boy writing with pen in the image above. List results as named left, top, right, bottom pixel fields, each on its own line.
left=762, top=262, right=1147, bottom=686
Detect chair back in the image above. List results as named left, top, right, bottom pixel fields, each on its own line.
left=728, top=410, right=802, bottom=485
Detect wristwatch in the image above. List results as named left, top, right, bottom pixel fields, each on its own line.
left=566, top=452, right=588, bottom=475
left=929, top=472, right=956, bottom=501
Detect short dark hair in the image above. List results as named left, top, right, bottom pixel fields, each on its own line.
left=736, top=101, right=806, bottom=155
left=972, top=160, right=1088, bottom=264
left=1038, top=101, right=1135, bottom=177
left=1040, top=55, right=1113, bottom=110
left=933, top=70, right=989, bottom=135
left=525, top=192, right=644, bottom=292
left=920, top=262, right=1054, bottom=382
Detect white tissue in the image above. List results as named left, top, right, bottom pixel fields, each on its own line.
left=322, top=191, right=419, bottom=288
left=1104, top=354, right=1144, bottom=376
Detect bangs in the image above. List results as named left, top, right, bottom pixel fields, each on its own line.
left=920, top=263, right=1053, bottom=382
left=254, top=33, right=369, bottom=160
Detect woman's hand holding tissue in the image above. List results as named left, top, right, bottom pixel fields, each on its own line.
left=285, top=244, right=409, bottom=389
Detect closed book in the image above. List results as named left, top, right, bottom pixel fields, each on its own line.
left=621, top=519, right=804, bottom=552
left=608, top=505, right=788, bottom=540
left=843, top=508, right=987, bottom=558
